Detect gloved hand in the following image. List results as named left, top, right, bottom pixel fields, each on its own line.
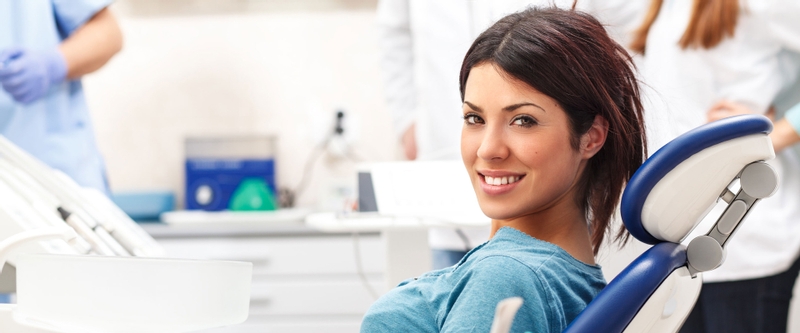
left=0, top=47, right=67, bottom=104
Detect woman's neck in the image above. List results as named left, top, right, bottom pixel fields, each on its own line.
left=490, top=205, right=595, bottom=265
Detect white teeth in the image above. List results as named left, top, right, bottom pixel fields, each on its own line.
left=484, top=175, right=521, bottom=185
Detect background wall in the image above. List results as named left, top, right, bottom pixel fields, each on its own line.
left=83, top=0, right=395, bottom=210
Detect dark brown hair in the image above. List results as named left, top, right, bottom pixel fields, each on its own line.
left=459, top=7, right=647, bottom=254
left=631, top=0, right=739, bottom=54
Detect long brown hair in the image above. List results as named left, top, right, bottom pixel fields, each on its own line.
left=460, top=7, right=647, bottom=254
left=630, top=0, right=739, bottom=54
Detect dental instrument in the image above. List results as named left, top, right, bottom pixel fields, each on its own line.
left=0, top=136, right=162, bottom=256
left=0, top=133, right=254, bottom=332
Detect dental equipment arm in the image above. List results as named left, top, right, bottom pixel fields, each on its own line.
left=0, top=135, right=163, bottom=257
left=0, top=227, right=77, bottom=275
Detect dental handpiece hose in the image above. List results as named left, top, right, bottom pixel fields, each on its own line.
left=57, top=207, right=115, bottom=256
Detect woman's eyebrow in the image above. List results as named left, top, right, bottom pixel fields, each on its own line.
left=463, top=101, right=483, bottom=113
left=503, top=102, right=546, bottom=113
left=463, top=101, right=546, bottom=113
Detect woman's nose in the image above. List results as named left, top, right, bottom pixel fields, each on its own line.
left=476, top=126, right=509, bottom=161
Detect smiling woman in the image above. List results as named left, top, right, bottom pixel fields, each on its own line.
left=361, top=7, right=646, bottom=333
left=460, top=63, right=608, bottom=265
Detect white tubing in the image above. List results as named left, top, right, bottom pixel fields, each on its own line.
left=0, top=227, right=77, bottom=275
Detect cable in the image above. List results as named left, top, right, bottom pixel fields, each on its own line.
left=280, top=109, right=368, bottom=208
left=346, top=150, right=366, bottom=163
left=455, top=228, right=472, bottom=252
left=352, top=232, right=380, bottom=301
left=289, top=138, right=329, bottom=200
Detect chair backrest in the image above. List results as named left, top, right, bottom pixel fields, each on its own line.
left=563, top=115, right=776, bottom=333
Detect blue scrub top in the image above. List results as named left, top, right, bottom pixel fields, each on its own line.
left=0, top=0, right=113, bottom=193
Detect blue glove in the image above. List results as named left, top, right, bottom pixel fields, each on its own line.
left=0, top=47, right=67, bottom=104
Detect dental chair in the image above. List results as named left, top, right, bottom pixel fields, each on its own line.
left=565, top=114, right=778, bottom=332
left=492, top=114, right=779, bottom=333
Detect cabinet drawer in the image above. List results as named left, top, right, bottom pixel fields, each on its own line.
left=156, top=234, right=384, bottom=276
left=249, top=279, right=385, bottom=316
left=198, top=319, right=362, bottom=333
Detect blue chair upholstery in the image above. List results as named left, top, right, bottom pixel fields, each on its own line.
left=563, top=243, right=687, bottom=332
left=562, top=115, right=776, bottom=333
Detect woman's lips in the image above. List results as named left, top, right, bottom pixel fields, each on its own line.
left=478, top=172, right=524, bottom=196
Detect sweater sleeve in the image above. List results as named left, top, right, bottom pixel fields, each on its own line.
left=376, top=0, right=417, bottom=139
left=760, top=0, right=800, bottom=54
left=441, top=256, right=554, bottom=333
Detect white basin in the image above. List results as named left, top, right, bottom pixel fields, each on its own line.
left=14, top=253, right=252, bottom=333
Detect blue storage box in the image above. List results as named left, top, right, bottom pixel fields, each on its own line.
left=111, top=191, right=175, bottom=222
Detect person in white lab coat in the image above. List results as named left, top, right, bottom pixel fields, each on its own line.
left=376, top=0, right=507, bottom=269
left=375, top=0, right=647, bottom=270
left=632, top=0, right=800, bottom=331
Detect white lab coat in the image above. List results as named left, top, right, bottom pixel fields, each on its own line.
left=377, top=0, right=491, bottom=251
left=376, top=0, right=647, bottom=251
left=640, top=0, right=800, bottom=282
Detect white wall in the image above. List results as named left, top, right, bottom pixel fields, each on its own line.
left=82, top=0, right=395, bottom=209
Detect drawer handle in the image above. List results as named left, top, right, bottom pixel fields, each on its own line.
left=231, top=258, right=270, bottom=268
left=249, top=299, right=271, bottom=308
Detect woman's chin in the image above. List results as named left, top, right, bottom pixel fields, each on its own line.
left=477, top=203, right=518, bottom=221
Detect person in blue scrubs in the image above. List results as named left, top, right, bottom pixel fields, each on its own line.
left=0, top=0, right=122, bottom=194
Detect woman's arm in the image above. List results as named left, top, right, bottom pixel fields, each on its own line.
left=773, top=103, right=800, bottom=152
left=707, top=100, right=800, bottom=153
left=59, top=8, right=123, bottom=79
left=770, top=118, right=800, bottom=153
left=441, top=257, right=550, bottom=333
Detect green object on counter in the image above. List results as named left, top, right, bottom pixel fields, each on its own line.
left=228, top=178, right=277, bottom=211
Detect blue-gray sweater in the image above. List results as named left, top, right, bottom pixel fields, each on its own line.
left=361, top=227, right=605, bottom=332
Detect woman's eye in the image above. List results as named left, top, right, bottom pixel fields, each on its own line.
left=464, top=114, right=484, bottom=125
left=511, top=115, right=537, bottom=128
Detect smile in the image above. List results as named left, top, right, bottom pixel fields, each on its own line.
left=478, top=172, right=525, bottom=196
left=483, top=175, right=522, bottom=186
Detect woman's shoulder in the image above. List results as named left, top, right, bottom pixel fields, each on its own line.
left=459, top=237, right=606, bottom=301
left=462, top=252, right=575, bottom=287
left=472, top=228, right=604, bottom=279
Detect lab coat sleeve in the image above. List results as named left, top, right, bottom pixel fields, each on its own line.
left=488, top=1, right=648, bottom=50
left=574, top=0, right=649, bottom=47
left=761, top=0, right=800, bottom=116
left=51, top=0, right=114, bottom=38
left=761, top=0, right=800, bottom=54
left=376, top=0, right=417, bottom=140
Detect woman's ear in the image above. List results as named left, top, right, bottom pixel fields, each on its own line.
left=580, top=115, right=608, bottom=159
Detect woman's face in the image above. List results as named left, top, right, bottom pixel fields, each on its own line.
left=461, top=63, right=601, bottom=221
